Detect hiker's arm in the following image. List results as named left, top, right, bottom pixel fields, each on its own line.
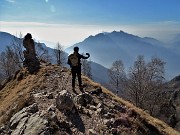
left=81, top=53, right=90, bottom=59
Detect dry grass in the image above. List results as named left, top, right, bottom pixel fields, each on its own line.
left=0, top=67, right=46, bottom=126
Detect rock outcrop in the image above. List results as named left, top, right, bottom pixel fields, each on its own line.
left=23, top=33, right=40, bottom=74
left=9, top=103, right=49, bottom=135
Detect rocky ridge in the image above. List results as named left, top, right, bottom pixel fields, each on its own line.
left=0, top=64, right=179, bottom=135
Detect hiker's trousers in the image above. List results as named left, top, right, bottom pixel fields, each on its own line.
left=71, top=66, right=82, bottom=88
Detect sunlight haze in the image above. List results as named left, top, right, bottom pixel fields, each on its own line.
left=0, top=0, right=180, bottom=48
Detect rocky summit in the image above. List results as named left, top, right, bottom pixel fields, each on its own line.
left=0, top=64, right=179, bottom=135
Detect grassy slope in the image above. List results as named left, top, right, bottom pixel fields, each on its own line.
left=0, top=67, right=46, bottom=125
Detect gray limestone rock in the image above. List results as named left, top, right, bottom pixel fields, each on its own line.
left=10, top=103, right=49, bottom=135
left=23, top=113, right=48, bottom=135
left=55, top=90, right=74, bottom=111
left=75, top=92, right=93, bottom=107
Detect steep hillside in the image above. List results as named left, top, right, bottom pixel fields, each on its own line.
left=0, top=64, right=179, bottom=135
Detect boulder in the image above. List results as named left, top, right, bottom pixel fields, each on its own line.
left=56, top=90, right=74, bottom=111
left=26, top=103, right=39, bottom=113
left=75, top=92, right=93, bottom=107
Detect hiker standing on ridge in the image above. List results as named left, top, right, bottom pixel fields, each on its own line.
left=68, top=46, right=90, bottom=92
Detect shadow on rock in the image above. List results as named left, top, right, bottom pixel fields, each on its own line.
left=64, top=107, right=85, bottom=133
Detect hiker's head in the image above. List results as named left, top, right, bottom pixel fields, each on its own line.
left=24, top=33, right=32, bottom=40
left=74, top=46, right=79, bottom=53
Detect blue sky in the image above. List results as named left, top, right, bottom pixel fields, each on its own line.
left=0, top=0, right=180, bottom=48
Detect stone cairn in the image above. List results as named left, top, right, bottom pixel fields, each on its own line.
left=23, top=33, right=40, bottom=73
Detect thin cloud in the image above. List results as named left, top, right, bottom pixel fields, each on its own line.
left=0, top=21, right=55, bottom=27
left=5, top=0, right=16, bottom=3
left=145, top=21, right=180, bottom=26
left=1, top=21, right=180, bottom=47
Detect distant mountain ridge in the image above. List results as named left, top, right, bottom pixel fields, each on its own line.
left=0, top=31, right=109, bottom=83
left=66, top=30, right=180, bottom=79
left=0, top=32, right=16, bottom=52
left=1, top=31, right=180, bottom=81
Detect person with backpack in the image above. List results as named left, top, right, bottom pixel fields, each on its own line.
left=68, top=46, right=90, bottom=92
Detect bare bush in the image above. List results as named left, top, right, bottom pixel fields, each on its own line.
left=108, top=60, right=126, bottom=94
left=53, top=42, right=65, bottom=66
left=0, top=46, right=20, bottom=78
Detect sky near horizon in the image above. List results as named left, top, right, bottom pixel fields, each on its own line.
left=0, top=0, right=180, bottom=48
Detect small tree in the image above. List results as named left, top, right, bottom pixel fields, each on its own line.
left=0, top=46, right=19, bottom=78
left=0, top=33, right=24, bottom=81
left=145, top=56, right=166, bottom=114
left=126, top=55, right=165, bottom=115
left=108, top=60, right=126, bottom=94
left=54, top=42, right=65, bottom=66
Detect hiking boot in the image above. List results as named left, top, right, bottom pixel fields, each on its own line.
left=79, top=87, right=85, bottom=93
left=79, top=84, right=86, bottom=89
